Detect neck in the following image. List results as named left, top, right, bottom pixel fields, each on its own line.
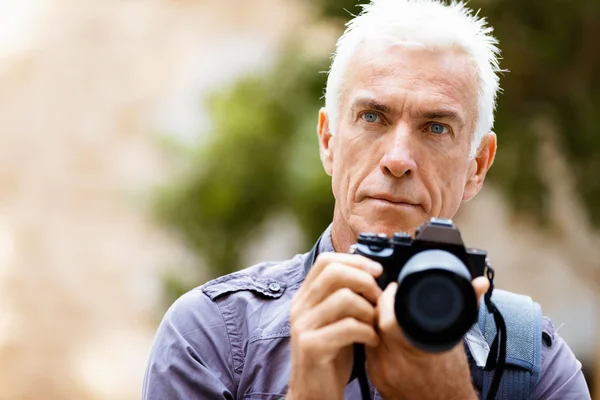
left=330, top=207, right=358, bottom=254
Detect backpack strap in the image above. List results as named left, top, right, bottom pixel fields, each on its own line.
left=470, top=289, right=543, bottom=399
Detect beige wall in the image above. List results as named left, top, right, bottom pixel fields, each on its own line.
left=0, top=1, right=303, bottom=399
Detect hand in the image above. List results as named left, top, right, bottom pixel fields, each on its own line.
left=366, top=277, right=490, bottom=400
left=287, top=253, right=383, bottom=400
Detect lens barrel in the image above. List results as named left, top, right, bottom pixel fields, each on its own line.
left=394, top=250, right=478, bottom=352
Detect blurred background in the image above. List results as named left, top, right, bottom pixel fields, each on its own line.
left=0, top=0, right=598, bottom=399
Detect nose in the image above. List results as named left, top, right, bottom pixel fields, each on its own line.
left=379, top=124, right=417, bottom=178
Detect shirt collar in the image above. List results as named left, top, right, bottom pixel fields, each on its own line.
left=318, top=223, right=335, bottom=254
left=303, top=223, right=335, bottom=277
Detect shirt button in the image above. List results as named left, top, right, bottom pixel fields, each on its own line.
left=268, top=282, right=281, bottom=293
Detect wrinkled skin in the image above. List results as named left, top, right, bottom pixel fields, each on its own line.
left=288, top=42, right=497, bottom=400
left=322, top=42, right=495, bottom=253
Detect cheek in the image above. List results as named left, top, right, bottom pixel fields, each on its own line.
left=423, top=150, right=468, bottom=215
left=437, top=162, right=468, bottom=212
left=329, top=144, right=353, bottom=204
left=330, top=135, right=374, bottom=205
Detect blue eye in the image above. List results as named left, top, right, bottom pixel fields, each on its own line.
left=430, top=123, right=449, bottom=135
left=362, top=112, right=380, bottom=123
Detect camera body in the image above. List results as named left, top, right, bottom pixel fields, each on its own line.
left=351, top=217, right=489, bottom=352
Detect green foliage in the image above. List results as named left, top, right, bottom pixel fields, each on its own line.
left=155, top=0, right=600, bottom=298
left=482, top=0, right=600, bottom=224
left=310, top=0, right=369, bottom=20
left=154, top=49, right=334, bottom=279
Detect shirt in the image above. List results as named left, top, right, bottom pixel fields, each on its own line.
left=142, top=226, right=591, bottom=399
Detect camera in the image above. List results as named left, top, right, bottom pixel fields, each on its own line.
left=351, top=217, right=489, bottom=352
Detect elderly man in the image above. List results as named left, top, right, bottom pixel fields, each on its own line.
left=142, top=0, right=591, bottom=399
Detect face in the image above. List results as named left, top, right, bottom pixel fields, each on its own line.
left=318, top=42, right=497, bottom=251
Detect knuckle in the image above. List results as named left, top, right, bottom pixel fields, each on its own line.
left=337, top=287, right=355, bottom=302
left=296, top=332, right=321, bottom=357
left=289, top=313, right=299, bottom=327
left=318, top=264, right=344, bottom=287
left=365, top=305, right=376, bottom=321
left=294, top=331, right=310, bottom=349
left=291, top=314, right=310, bottom=333
left=344, top=317, right=361, bottom=331
left=290, top=325, right=301, bottom=337
left=323, top=261, right=343, bottom=275
left=316, top=252, right=334, bottom=266
left=289, top=303, right=301, bottom=322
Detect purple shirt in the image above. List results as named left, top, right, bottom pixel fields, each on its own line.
left=142, top=228, right=590, bottom=399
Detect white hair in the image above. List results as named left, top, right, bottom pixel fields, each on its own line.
left=324, top=0, right=502, bottom=158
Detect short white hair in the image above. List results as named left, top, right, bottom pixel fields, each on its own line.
left=324, top=0, right=502, bottom=158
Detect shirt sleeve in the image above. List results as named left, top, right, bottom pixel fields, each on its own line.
left=530, top=317, right=591, bottom=399
left=142, top=288, right=237, bottom=400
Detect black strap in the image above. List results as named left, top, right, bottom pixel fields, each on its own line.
left=353, top=344, right=372, bottom=399
left=483, top=267, right=507, bottom=400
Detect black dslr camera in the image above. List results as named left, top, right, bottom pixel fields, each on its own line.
left=351, top=217, right=489, bottom=352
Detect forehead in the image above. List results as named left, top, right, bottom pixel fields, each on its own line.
left=341, top=41, right=479, bottom=123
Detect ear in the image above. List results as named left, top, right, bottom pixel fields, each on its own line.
left=463, top=132, right=497, bottom=202
left=317, top=107, right=335, bottom=176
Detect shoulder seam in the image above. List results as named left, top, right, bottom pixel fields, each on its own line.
left=201, top=290, right=242, bottom=387
left=203, top=262, right=278, bottom=287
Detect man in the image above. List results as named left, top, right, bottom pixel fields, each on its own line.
left=143, top=0, right=591, bottom=399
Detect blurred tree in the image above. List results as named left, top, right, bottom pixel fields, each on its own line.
left=156, top=0, right=600, bottom=281
left=154, top=49, right=334, bottom=285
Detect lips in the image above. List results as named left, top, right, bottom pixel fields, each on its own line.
left=369, top=194, right=418, bottom=206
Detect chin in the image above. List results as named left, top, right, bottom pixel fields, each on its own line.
left=355, top=211, right=426, bottom=237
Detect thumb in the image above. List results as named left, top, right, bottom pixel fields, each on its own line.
left=377, top=282, right=402, bottom=336
left=472, top=276, right=490, bottom=306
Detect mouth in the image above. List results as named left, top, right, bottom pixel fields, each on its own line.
left=368, top=195, right=419, bottom=208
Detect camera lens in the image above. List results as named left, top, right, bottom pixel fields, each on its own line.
left=407, top=272, right=463, bottom=333
left=394, top=249, right=478, bottom=352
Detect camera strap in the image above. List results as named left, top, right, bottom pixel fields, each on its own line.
left=483, top=267, right=507, bottom=400
left=352, top=344, right=372, bottom=399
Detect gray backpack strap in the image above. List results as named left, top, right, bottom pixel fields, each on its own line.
left=471, top=289, right=543, bottom=399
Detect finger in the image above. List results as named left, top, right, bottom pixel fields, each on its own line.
left=472, top=276, right=490, bottom=305
left=302, top=318, right=380, bottom=360
left=376, top=282, right=403, bottom=338
left=297, top=288, right=376, bottom=330
left=304, top=252, right=382, bottom=288
left=302, top=262, right=382, bottom=308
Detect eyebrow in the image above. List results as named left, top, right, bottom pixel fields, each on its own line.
left=350, top=98, right=392, bottom=114
left=420, top=109, right=466, bottom=129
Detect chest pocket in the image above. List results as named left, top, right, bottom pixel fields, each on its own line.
left=202, top=269, right=295, bottom=399
left=239, top=292, right=293, bottom=399
left=240, top=332, right=291, bottom=399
